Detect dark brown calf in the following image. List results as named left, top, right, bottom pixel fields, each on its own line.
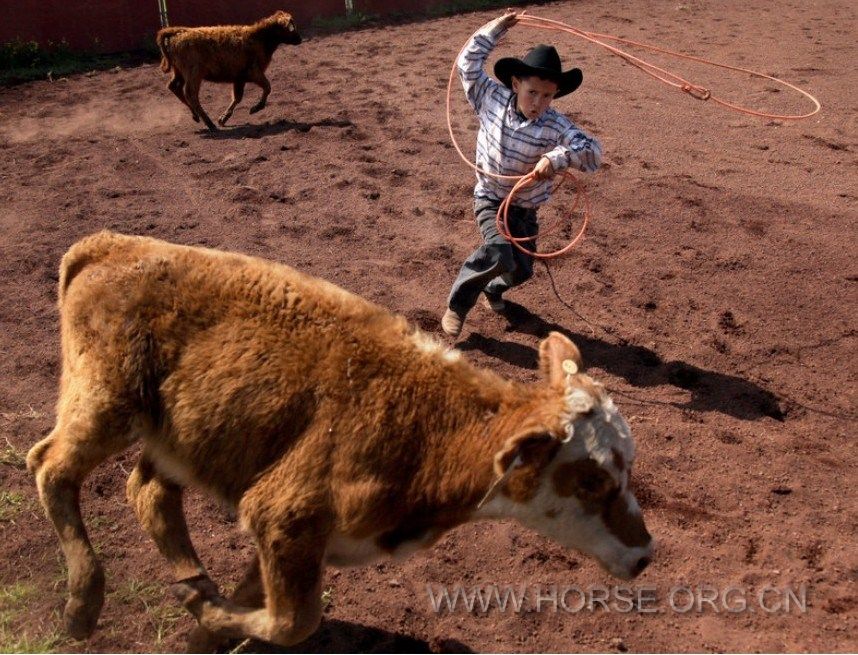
left=156, top=11, right=301, bottom=131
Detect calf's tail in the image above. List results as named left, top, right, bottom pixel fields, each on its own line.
left=156, top=27, right=185, bottom=73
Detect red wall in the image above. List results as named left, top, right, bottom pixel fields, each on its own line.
left=2, top=0, right=158, bottom=52
left=167, top=0, right=348, bottom=34
left=1, top=0, right=350, bottom=53
left=353, top=0, right=437, bottom=15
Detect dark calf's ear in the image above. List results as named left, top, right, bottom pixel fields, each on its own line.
left=493, top=430, right=560, bottom=478
left=538, top=331, right=583, bottom=387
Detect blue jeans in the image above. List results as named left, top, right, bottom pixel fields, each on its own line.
left=447, top=198, right=538, bottom=314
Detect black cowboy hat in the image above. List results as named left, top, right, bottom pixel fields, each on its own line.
left=494, top=44, right=582, bottom=99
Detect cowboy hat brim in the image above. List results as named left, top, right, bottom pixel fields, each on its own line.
left=494, top=57, right=583, bottom=99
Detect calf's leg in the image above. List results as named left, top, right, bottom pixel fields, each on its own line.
left=173, top=478, right=327, bottom=646
left=219, top=80, right=245, bottom=126
left=126, top=457, right=208, bottom=582
left=248, top=71, right=271, bottom=115
left=185, top=556, right=263, bottom=653
left=167, top=73, right=199, bottom=122
left=26, top=390, right=137, bottom=639
left=183, top=76, right=218, bottom=132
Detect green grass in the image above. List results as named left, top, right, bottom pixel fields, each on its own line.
left=0, top=625, right=66, bottom=654
left=0, top=439, right=26, bottom=471
left=0, top=491, right=33, bottom=523
left=112, top=578, right=186, bottom=647
left=0, top=582, right=34, bottom=609
left=321, top=586, right=333, bottom=610
left=0, top=38, right=156, bottom=86
left=0, top=583, right=68, bottom=653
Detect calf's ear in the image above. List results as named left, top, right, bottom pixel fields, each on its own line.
left=494, top=430, right=560, bottom=478
left=538, top=331, right=583, bottom=388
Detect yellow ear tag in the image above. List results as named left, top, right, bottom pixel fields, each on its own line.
left=562, top=359, right=578, bottom=376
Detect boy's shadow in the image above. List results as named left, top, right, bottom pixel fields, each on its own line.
left=458, top=302, right=785, bottom=421
left=201, top=117, right=353, bottom=140
left=222, top=618, right=472, bottom=653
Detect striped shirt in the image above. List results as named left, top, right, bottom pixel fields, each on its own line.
left=458, top=24, right=602, bottom=208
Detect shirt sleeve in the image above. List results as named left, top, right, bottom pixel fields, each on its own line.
left=543, top=119, right=604, bottom=173
left=457, top=23, right=507, bottom=112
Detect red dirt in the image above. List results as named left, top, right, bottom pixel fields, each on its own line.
left=0, top=0, right=855, bottom=652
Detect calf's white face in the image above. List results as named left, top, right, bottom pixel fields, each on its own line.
left=536, top=391, right=651, bottom=580
left=479, top=333, right=653, bottom=580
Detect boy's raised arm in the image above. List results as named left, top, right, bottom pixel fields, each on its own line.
left=457, top=11, right=518, bottom=111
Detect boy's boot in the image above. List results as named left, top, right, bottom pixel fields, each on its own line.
left=441, top=307, right=466, bottom=337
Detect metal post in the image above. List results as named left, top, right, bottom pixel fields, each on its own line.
left=158, top=0, right=170, bottom=27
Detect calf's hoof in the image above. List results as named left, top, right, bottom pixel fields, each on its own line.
left=64, top=595, right=102, bottom=640
left=248, top=104, right=264, bottom=115
left=217, top=115, right=230, bottom=126
left=171, top=576, right=221, bottom=617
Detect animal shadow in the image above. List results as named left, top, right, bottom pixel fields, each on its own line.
left=459, top=302, right=785, bottom=421
left=201, top=117, right=353, bottom=140
left=226, top=618, right=473, bottom=653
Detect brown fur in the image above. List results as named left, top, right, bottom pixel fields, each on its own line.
left=28, top=232, right=649, bottom=649
left=156, top=11, right=301, bottom=131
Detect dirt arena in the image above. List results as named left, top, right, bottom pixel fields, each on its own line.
left=0, top=0, right=855, bottom=651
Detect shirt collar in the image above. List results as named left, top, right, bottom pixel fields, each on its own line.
left=506, top=94, right=547, bottom=127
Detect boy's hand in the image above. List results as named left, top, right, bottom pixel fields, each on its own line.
left=485, top=9, right=519, bottom=33
left=533, top=157, right=554, bottom=180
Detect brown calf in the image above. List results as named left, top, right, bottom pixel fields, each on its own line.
left=28, top=232, right=652, bottom=649
left=156, top=11, right=301, bottom=131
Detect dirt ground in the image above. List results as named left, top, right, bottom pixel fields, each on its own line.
left=0, top=0, right=855, bottom=652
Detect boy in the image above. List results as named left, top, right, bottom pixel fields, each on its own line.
left=441, top=10, right=603, bottom=337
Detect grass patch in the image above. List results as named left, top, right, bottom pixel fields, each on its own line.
left=112, top=578, right=186, bottom=647
left=321, top=586, right=333, bottom=610
left=0, top=38, right=156, bottom=87
left=88, top=514, right=117, bottom=532
left=0, top=406, right=46, bottom=422
left=0, top=438, right=27, bottom=470
left=0, top=583, right=67, bottom=653
left=0, top=491, right=34, bottom=523
left=0, top=619, right=66, bottom=653
left=0, top=582, right=35, bottom=609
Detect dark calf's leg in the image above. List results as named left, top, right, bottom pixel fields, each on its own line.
left=168, top=73, right=199, bottom=122
left=219, top=80, right=245, bottom=126
left=248, top=71, right=271, bottom=115
left=183, top=77, right=218, bottom=131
